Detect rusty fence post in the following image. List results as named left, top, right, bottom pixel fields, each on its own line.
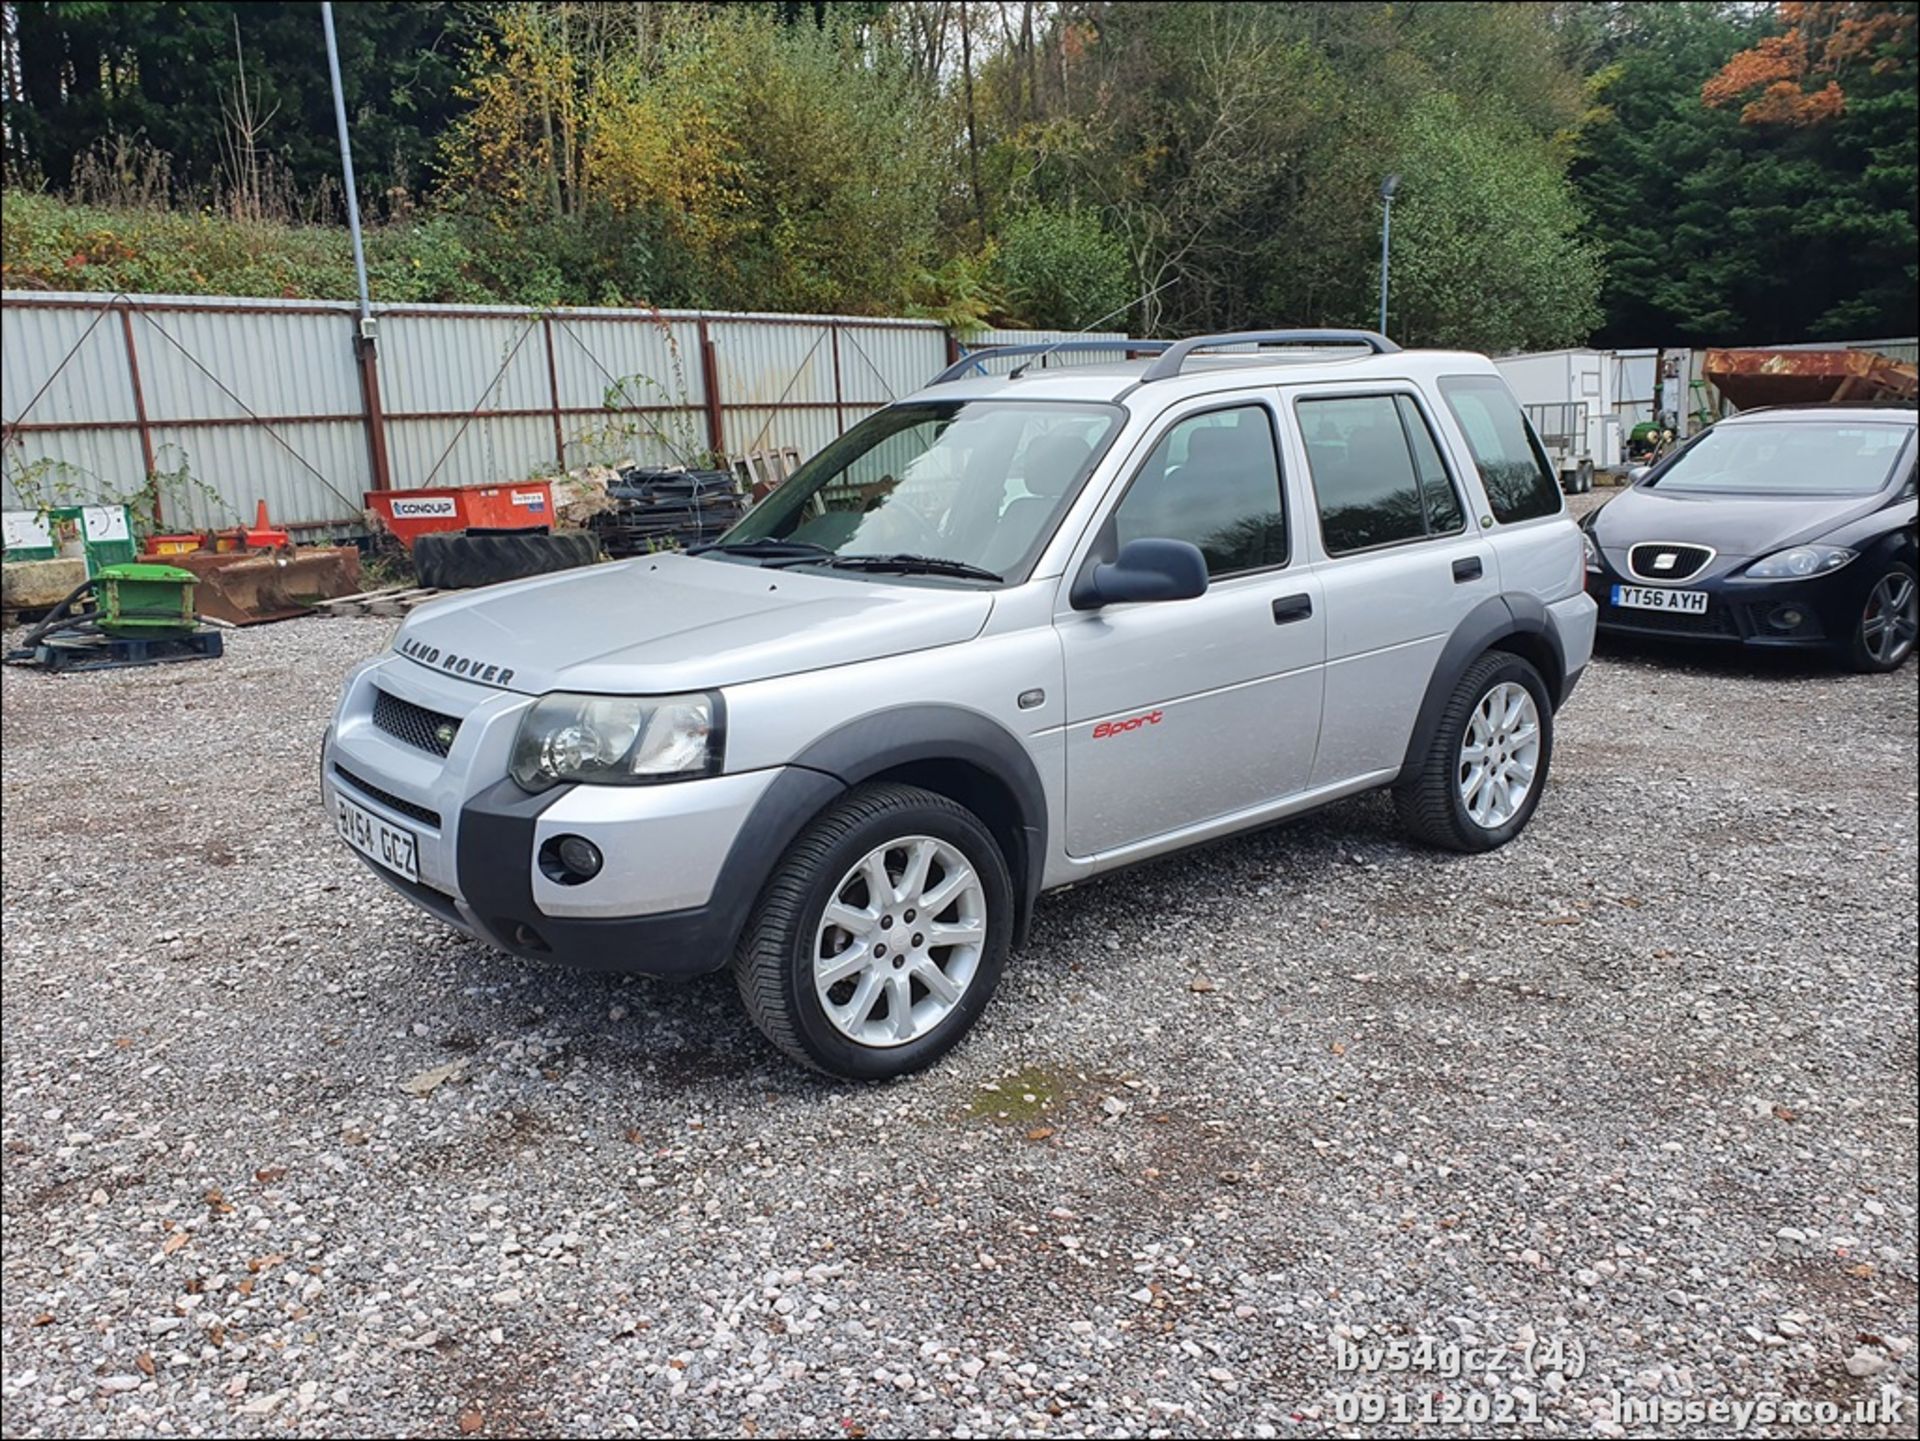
left=356, top=320, right=394, bottom=493
left=542, top=316, right=566, bottom=469
left=118, top=305, right=161, bottom=528
left=698, top=318, right=726, bottom=462
left=831, top=324, right=846, bottom=438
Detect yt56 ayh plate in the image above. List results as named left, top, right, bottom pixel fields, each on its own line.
left=1612, top=584, right=1708, bottom=615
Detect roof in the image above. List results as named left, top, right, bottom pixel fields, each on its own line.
left=906, top=346, right=1503, bottom=407
left=1718, top=402, right=1918, bottom=425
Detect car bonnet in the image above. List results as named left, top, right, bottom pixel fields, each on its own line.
left=388, top=551, right=994, bottom=695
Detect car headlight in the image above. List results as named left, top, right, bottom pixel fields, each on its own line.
left=1744, top=545, right=1856, bottom=580
left=1582, top=531, right=1602, bottom=574
left=509, top=691, right=722, bottom=791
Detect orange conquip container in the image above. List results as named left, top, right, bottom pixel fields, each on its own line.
left=363, top=483, right=555, bottom=551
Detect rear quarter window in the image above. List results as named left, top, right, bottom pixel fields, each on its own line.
left=1438, top=375, right=1562, bottom=524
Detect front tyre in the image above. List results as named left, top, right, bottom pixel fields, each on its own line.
left=1394, top=651, right=1555, bottom=854
left=1845, top=561, right=1917, bottom=673
left=732, top=783, right=1013, bottom=1079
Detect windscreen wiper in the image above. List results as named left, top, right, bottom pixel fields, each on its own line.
left=821, top=553, right=1003, bottom=583
left=686, top=537, right=835, bottom=563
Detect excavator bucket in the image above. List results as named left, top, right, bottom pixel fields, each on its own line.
left=163, top=547, right=363, bottom=626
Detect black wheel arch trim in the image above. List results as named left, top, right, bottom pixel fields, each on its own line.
left=783, top=704, right=1049, bottom=946
left=1397, top=594, right=1571, bottom=787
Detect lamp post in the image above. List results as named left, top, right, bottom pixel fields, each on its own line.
left=1377, top=173, right=1400, bottom=337
left=322, top=2, right=370, bottom=323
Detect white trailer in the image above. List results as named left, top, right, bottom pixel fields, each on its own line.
left=1493, top=348, right=1624, bottom=492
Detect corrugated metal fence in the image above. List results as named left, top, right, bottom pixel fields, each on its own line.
left=0, top=290, right=1104, bottom=537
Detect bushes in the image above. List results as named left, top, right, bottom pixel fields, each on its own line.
left=2, top=191, right=540, bottom=304
left=992, top=208, right=1133, bottom=330
left=443, top=7, right=952, bottom=317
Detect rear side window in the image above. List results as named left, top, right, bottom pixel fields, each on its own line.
left=1297, top=393, right=1467, bottom=554
left=1112, top=405, right=1287, bottom=576
left=1438, top=375, right=1562, bottom=523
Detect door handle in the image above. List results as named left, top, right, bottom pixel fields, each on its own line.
left=1271, top=593, right=1313, bottom=624
left=1452, top=556, right=1484, bottom=583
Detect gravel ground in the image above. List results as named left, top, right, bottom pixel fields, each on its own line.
left=3, top=560, right=1916, bottom=1439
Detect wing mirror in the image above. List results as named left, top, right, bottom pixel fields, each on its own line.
left=1627, top=464, right=1651, bottom=485
left=1072, top=538, right=1209, bottom=610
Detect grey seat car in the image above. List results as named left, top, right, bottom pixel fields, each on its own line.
left=323, top=329, right=1597, bottom=1078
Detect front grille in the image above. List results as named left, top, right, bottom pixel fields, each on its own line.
left=1600, top=599, right=1739, bottom=638
left=333, top=763, right=442, bottom=828
left=373, top=688, right=460, bottom=756
left=1628, top=542, right=1715, bottom=584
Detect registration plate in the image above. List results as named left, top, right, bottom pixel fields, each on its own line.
left=1612, top=584, right=1708, bottom=615
left=335, top=793, right=419, bottom=881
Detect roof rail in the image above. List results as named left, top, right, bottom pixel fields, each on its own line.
left=1138, top=329, right=1399, bottom=383
left=929, top=338, right=1169, bottom=386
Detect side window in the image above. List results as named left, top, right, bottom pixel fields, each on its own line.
left=1438, top=375, right=1562, bottom=524
left=1111, top=405, right=1287, bottom=576
left=1398, top=396, right=1465, bottom=533
left=1298, top=393, right=1447, bottom=554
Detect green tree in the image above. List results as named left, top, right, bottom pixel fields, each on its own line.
left=1386, top=94, right=1603, bottom=350
left=984, top=1, right=1599, bottom=348
left=1571, top=0, right=1917, bottom=344
left=439, top=6, right=954, bottom=314
left=992, top=206, right=1131, bottom=328
left=4, top=2, right=472, bottom=210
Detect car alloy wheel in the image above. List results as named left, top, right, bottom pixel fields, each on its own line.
left=812, top=835, right=988, bottom=1048
left=1458, top=681, right=1542, bottom=830
left=1861, top=571, right=1917, bottom=668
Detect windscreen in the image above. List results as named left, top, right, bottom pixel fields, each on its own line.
left=1650, top=420, right=1912, bottom=496
left=718, top=400, right=1122, bottom=579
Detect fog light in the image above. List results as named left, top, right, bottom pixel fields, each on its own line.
left=1768, top=606, right=1806, bottom=631
left=539, top=833, right=603, bottom=885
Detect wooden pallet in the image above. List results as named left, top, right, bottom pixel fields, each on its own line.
left=317, top=586, right=447, bottom=618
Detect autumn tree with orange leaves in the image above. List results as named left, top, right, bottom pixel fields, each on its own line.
left=1703, top=1, right=1917, bottom=123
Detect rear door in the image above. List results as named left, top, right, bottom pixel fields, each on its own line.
left=1055, top=395, right=1326, bottom=857
left=1435, top=373, right=1580, bottom=603
left=1284, top=385, right=1497, bottom=787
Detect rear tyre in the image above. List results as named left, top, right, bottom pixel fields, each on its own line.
left=732, top=783, right=1013, bottom=1080
left=1845, top=561, right=1917, bottom=673
left=1394, top=651, right=1555, bottom=854
left=413, top=530, right=599, bottom=590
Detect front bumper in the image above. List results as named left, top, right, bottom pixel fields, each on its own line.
left=1585, top=556, right=1851, bottom=650
left=322, top=655, right=821, bottom=976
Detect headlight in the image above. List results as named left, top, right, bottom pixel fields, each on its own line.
left=1744, top=545, right=1856, bottom=580
left=509, top=691, right=722, bottom=791
left=1582, top=531, right=1602, bottom=574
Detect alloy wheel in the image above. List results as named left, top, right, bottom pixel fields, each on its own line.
left=812, top=836, right=987, bottom=1048
left=1861, top=572, right=1918, bottom=667
left=1458, top=681, right=1542, bottom=829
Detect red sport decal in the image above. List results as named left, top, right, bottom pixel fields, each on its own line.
left=1092, top=709, right=1164, bottom=740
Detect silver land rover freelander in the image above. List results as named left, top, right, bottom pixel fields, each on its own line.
left=323, top=329, right=1597, bottom=1078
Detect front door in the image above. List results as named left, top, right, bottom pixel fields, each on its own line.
left=1056, top=398, right=1326, bottom=857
